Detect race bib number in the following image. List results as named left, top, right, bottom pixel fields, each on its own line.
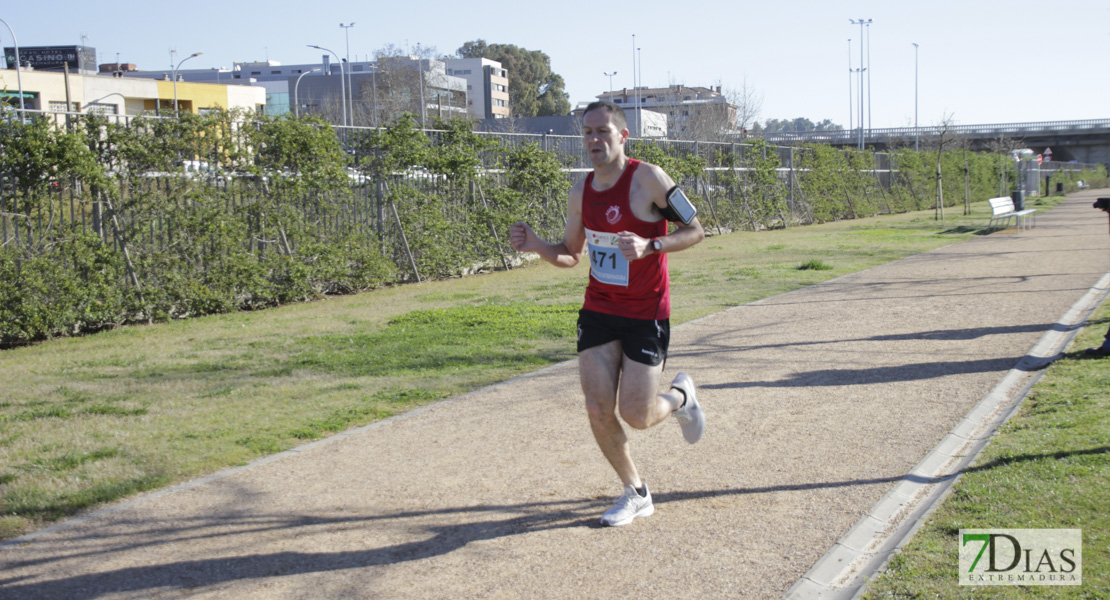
left=586, top=228, right=628, bottom=287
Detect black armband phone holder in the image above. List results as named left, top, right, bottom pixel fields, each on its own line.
left=661, top=186, right=698, bottom=225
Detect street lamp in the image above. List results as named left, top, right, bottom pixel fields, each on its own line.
left=173, top=51, right=202, bottom=115
left=913, top=42, right=919, bottom=151
left=849, top=18, right=871, bottom=148
left=865, top=20, right=872, bottom=134
left=0, top=18, right=26, bottom=113
left=308, top=44, right=347, bottom=127
left=294, top=67, right=322, bottom=117
left=847, top=38, right=852, bottom=137
left=637, top=47, right=642, bottom=137
left=631, top=34, right=637, bottom=136
left=340, top=23, right=355, bottom=124
left=603, top=71, right=617, bottom=99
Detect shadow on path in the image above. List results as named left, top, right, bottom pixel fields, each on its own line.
left=4, top=446, right=1106, bottom=600
left=701, top=356, right=1024, bottom=389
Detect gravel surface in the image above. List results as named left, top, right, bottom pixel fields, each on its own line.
left=2, top=193, right=1108, bottom=600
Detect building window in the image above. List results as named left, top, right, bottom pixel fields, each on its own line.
left=271, top=70, right=281, bottom=74
left=614, top=99, right=622, bottom=104
left=48, top=101, right=77, bottom=113
left=251, top=71, right=261, bottom=75
left=86, top=102, right=119, bottom=115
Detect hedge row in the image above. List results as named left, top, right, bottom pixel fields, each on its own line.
left=1, top=110, right=1105, bottom=346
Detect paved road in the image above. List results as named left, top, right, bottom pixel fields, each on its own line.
left=2, top=193, right=1108, bottom=600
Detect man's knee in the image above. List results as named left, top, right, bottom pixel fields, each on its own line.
left=621, top=406, right=652, bottom=430
left=617, top=391, right=658, bottom=430
left=584, top=395, right=617, bottom=425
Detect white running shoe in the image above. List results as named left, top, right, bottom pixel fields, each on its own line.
left=671, top=372, right=705, bottom=443
left=600, top=483, right=654, bottom=527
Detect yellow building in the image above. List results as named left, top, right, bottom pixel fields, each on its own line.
left=1, top=67, right=265, bottom=117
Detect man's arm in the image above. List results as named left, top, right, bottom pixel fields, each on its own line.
left=509, top=182, right=587, bottom=268
left=617, top=163, right=705, bottom=260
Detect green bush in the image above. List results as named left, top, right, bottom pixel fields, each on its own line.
left=2, top=110, right=1103, bottom=347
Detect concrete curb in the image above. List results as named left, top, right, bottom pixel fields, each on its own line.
left=783, top=271, right=1110, bottom=599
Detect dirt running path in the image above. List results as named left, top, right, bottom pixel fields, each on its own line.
left=2, top=194, right=1108, bottom=600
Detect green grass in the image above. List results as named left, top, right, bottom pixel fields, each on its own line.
left=0, top=197, right=1084, bottom=540
left=861, top=302, right=1110, bottom=598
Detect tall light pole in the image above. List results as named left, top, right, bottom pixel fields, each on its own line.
left=631, top=34, right=638, bottom=137
left=308, top=44, right=346, bottom=127
left=0, top=18, right=25, bottom=112
left=850, top=18, right=871, bottom=148
left=847, top=38, right=853, bottom=137
left=913, top=42, right=919, bottom=151
left=865, top=20, right=872, bottom=135
left=416, top=57, right=426, bottom=128
left=637, top=47, right=642, bottom=137
left=603, top=71, right=617, bottom=98
left=340, top=23, right=355, bottom=124
left=173, top=51, right=202, bottom=115
left=294, top=67, right=321, bottom=117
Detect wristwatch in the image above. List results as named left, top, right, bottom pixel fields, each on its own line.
left=651, top=238, right=663, bottom=253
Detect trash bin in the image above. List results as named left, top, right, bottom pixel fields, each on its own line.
left=1012, top=190, right=1025, bottom=211
left=1056, top=182, right=1064, bottom=193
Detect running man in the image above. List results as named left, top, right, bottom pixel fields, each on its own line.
left=509, top=101, right=706, bottom=526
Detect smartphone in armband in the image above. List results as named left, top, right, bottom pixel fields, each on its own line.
left=663, top=186, right=698, bottom=225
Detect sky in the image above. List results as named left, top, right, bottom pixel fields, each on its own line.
left=3, top=1, right=1109, bottom=128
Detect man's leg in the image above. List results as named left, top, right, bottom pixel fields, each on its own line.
left=579, top=341, right=642, bottom=487
left=616, top=355, right=682, bottom=431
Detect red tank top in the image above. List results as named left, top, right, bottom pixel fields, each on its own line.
left=581, top=159, right=670, bottom=320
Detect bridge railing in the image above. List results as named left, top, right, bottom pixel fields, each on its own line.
left=759, top=118, right=1110, bottom=145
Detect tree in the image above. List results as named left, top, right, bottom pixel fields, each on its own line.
left=362, top=44, right=437, bottom=127
left=760, top=117, right=843, bottom=134
left=456, top=40, right=570, bottom=117
left=726, top=78, right=763, bottom=133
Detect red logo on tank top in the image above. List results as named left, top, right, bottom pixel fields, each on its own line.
left=605, top=205, right=621, bottom=225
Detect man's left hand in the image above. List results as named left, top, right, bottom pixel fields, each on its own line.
left=617, top=231, right=652, bottom=261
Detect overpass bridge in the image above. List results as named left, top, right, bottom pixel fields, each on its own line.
left=760, top=119, right=1110, bottom=167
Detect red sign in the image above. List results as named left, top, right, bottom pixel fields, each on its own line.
left=1037, top=154, right=1043, bottom=165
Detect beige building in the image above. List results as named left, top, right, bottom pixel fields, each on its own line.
left=445, top=58, right=509, bottom=119
left=598, top=85, right=737, bottom=139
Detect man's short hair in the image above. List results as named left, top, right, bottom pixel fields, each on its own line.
left=582, top=101, right=627, bottom=131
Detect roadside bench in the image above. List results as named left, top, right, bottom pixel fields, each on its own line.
left=988, top=196, right=1036, bottom=231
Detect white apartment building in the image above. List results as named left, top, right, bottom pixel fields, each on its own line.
left=445, top=58, right=509, bottom=119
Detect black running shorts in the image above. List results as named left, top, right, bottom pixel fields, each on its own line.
left=577, top=309, right=669, bottom=366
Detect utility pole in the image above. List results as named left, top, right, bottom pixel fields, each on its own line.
left=632, top=34, right=637, bottom=138
left=850, top=18, right=871, bottom=149
left=913, top=42, right=919, bottom=151
left=847, top=38, right=853, bottom=137
left=865, top=20, right=872, bottom=135
left=341, top=23, right=355, bottom=125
